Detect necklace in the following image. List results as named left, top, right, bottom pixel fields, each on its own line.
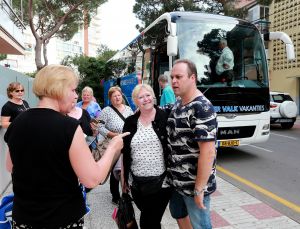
left=22, top=102, right=28, bottom=111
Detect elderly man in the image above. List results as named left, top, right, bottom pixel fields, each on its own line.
left=158, top=74, right=176, bottom=106
left=216, top=39, right=234, bottom=83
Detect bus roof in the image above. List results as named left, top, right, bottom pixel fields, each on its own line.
left=109, top=11, right=255, bottom=61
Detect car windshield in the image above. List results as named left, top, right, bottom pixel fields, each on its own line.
left=176, top=18, right=269, bottom=89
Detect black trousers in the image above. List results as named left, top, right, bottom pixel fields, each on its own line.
left=110, top=170, right=120, bottom=201
left=131, top=187, right=171, bottom=229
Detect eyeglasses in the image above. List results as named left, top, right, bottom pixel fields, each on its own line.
left=15, top=89, right=24, bottom=93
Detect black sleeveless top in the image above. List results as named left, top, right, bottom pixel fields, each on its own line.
left=4, top=108, right=86, bottom=228
left=1, top=100, right=30, bottom=122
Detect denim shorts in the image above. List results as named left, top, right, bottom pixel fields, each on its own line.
left=169, top=190, right=212, bottom=229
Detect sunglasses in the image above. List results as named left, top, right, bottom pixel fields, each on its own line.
left=15, top=89, right=24, bottom=93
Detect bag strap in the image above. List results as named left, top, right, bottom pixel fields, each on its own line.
left=110, top=105, right=126, bottom=122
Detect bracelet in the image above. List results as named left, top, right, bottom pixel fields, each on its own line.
left=193, top=188, right=205, bottom=196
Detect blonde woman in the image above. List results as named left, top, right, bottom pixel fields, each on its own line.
left=5, top=65, right=127, bottom=228
left=76, top=86, right=101, bottom=119
left=98, top=86, right=133, bottom=204
left=1, top=82, right=30, bottom=128
left=122, top=84, right=171, bottom=229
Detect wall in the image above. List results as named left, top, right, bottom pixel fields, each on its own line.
left=0, top=66, right=38, bottom=195
left=269, top=0, right=300, bottom=114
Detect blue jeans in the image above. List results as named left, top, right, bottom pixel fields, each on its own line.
left=169, top=190, right=212, bottom=229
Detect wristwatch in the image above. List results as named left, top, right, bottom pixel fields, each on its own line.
left=193, top=188, right=205, bottom=196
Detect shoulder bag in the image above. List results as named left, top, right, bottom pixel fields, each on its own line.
left=113, top=193, right=138, bottom=229
left=110, top=105, right=126, bottom=121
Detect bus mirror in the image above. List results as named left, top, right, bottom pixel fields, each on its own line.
left=167, top=35, right=178, bottom=56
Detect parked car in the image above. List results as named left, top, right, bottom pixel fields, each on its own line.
left=270, top=91, right=298, bottom=129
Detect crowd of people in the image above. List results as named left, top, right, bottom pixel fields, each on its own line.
left=1, top=59, right=218, bottom=229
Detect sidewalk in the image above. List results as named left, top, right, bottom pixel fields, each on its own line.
left=1, top=176, right=299, bottom=228
left=84, top=176, right=300, bottom=229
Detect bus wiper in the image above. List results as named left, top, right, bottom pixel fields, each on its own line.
left=216, top=92, right=243, bottom=96
left=202, top=87, right=210, bottom=95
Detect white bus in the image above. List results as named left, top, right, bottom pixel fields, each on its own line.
left=106, top=11, right=295, bottom=147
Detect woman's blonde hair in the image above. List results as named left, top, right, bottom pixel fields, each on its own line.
left=108, top=86, right=123, bottom=101
left=82, top=86, right=94, bottom=96
left=33, top=65, right=78, bottom=100
left=132, top=84, right=155, bottom=106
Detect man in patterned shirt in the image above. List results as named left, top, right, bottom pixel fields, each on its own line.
left=167, top=59, right=218, bottom=229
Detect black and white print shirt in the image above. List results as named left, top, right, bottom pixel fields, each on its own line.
left=98, top=105, right=133, bottom=136
left=167, top=95, right=218, bottom=197
left=130, top=120, right=166, bottom=177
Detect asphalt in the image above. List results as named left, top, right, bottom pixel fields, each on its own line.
left=1, top=116, right=300, bottom=228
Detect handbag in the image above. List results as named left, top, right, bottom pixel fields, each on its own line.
left=113, top=193, right=138, bottom=229
left=90, top=135, right=110, bottom=162
left=131, top=172, right=166, bottom=197
left=90, top=105, right=125, bottom=162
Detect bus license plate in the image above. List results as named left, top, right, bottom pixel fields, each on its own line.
left=219, top=140, right=240, bottom=147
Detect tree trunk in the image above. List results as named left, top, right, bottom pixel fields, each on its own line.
left=43, top=39, right=50, bottom=67
left=35, top=38, right=45, bottom=71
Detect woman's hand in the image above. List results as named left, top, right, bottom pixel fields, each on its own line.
left=107, top=132, right=130, bottom=153
left=90, top=122, right=99, bottom=136
left=108, top=131, right=119, bottom=138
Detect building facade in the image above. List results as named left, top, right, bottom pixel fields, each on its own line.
left=1, top=5, right=102, bottom=73
left=0, top=0, right=25, bottom=55
left=269, top=0, right=300, bottom=113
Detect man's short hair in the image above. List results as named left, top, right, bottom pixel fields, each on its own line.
left=158, top=74, right=168, bottom=83
left=173, top=59, right=198, bottom=78
left=220, top=39, right=227, bottom=46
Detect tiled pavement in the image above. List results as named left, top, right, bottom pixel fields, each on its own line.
left=210, top=178, right=299, bottom=228
left=1, top=176, right=299, bottom=228
left=83, top=176, right=300, bottom=229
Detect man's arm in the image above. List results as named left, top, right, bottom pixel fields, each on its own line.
left=194, top=141, right=216, bottom=209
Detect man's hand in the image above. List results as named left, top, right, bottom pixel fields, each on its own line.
left=194, top=193, right=206, bottom=209
left=223, top=63, right=229, bottom=69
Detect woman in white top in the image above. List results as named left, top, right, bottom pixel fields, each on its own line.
left=98, top=86, right=133, bottom=204
left=121, top=84, right=171, bottom=229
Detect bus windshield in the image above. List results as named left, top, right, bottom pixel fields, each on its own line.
left=176, top=18, right=269, bottom=89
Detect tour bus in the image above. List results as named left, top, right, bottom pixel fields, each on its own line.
left=104, top=11, right=295, bottom=147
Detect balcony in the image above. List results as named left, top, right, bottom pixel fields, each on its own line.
left=0, top=0, right=25, bottom=55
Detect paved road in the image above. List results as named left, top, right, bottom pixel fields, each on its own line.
left=217, top=119, right=300, bottom=223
